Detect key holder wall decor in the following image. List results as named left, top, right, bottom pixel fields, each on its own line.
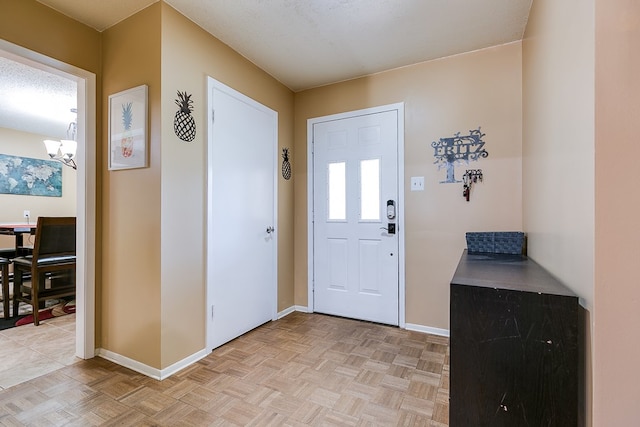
left=432, top=127, right=488, bottom=184
left=462, top=169, right=483, bottom=202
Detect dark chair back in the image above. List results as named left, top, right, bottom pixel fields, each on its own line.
left=11, top=217, right=77, bottom=325
left=32, top=217, right=76, bottom=259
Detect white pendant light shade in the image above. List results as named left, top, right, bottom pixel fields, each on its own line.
left=60, top=139, right=77, bottom=159
left=43, top=138, right=77, bottom=169
left=42, top=109, right=78, bottom=170
left=43, top=139, right=62, bottom=157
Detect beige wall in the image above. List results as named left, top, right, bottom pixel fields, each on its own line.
left=102, top=3, right=162, bottom=368
left=160, top=4, right=295, bottom=367
left=0, top=0, right=102, bottom=75
left=0, top=127, right=77, bottom=222
left=594, top=0, right=640, bottom=424
left=522, top=0, right=595, bottom=310
left=294, top=43, right=523, bottom=329
left=522, top=1, right=595, bottom=424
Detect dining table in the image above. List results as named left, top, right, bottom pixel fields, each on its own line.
left=0, top=223, right=37, bottom=255
left=0, top=223, right=36, bottom=319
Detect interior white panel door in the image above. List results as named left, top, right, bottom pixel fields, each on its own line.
left=313, top=110, right=399, bottom=325
left=208, top=79, right=277, bottom=350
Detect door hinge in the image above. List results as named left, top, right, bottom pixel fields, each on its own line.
left=211, top=304, right=215, bottom=319
left=211, top=109, right=215, bottom=123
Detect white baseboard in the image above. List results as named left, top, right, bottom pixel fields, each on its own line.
left=96, top=306, right=309, bottom=380
left=97, top=347, right=209, bottom=381
left=277, top=305, right=308, bottom=319
left=277, top=306, right=296, bottom=319
left=97, top=312, right=446, bottom=382
left=405, top=323, right=450, bottom=337
left=278, top=307, right=448, bottom=338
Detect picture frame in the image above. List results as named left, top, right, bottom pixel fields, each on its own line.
left=108, top=84, right=148, bottom=170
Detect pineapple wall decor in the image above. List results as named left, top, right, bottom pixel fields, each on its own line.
left=108, top=84, right=148, bottom=170
left=174, top=90, right=196, bottom=142
left=120, top=102, right=133, bottom=158
left=282, top=148, right=292, bottom=180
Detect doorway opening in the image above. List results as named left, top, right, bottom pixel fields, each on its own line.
left=0, top=39, right=96, bottom=360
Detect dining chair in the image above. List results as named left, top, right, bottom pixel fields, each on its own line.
left=0, top=257, right=10, bottom=320
left=0, top=249, right=16, bottom=259
left=12, top=217, right=76, bottom=326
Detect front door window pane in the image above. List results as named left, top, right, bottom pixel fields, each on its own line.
left=328, top=162, right=346, bottom=220
left=360, top=159, right=380, bottom=221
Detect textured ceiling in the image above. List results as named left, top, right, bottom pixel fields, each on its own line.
left=0, top=55, right=77, bottom=140
left=165, top=0, right=533, bottom=91
left=2, top=0, right=532, bottom=139
left=37, top=0, right=533, bottom=91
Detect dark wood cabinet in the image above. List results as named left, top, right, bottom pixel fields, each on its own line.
left=450, top=251, right=581, bottom=426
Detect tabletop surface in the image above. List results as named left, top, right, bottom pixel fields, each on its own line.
left=0, top=224, right=36, bottom=234
left=451, top=250, right=577, bottom=297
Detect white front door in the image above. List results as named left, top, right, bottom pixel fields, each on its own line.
left=207, top=78, right=277, bottom=350
left=312, top=106, right=401, bottom=326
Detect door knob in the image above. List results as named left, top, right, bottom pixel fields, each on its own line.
left=380, top=223, right=396, bottom=234
left=266, top=226, right=275, bottom=234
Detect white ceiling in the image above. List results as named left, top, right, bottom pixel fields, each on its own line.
left=1, top=0, right=532, bottom=139
left=0, top=54, right=77, bottom=140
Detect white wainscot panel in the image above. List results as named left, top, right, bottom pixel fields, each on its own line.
left=359, top=239, right=381, bottom=295
left=358, top=125, right=381, bottom=146
left=328, top=130, right=347, bottom=150
left=328, top=238, right=348, bottom=291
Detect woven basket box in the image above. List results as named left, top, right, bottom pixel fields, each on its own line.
left=466, top=231, right=525, bottom=255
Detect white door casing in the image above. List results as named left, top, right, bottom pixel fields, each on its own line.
left=0, top=40, right=97, bottom=359
left=206, top=78, right=277, bottom=351
left=309, top=104, right=405, bottom=326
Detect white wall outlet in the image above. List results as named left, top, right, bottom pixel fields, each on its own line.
left=410, top=176, right=425, bottom=191
left=23, top=210, right=30, bottom=218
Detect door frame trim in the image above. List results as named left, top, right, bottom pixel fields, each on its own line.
left=0, top=40, right=97, bottom=358
left=205, top=77, right=278, bottom=352
left=307, top=103, right=406, bottom=328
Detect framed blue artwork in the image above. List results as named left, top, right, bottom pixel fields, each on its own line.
left=0, top=154, right=63, bottom=197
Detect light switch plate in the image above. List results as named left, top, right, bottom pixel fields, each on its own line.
left=410, top=176, right=425, bottom=191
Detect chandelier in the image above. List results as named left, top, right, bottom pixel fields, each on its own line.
left=43, top=109, right=77, bottom=170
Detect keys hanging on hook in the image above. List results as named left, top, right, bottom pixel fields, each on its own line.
left=462, top=172, right=471, bottom=202
left=462, top=169, right=483, bottom=202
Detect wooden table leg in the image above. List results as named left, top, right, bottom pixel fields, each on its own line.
left=1, top=260, right=9, bottom=320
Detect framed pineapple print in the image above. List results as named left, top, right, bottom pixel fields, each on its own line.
left=108, top=84, right=148, bottom=170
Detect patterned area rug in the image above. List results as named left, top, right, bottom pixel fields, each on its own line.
left=15, top=299, right=75, bottom=326
left=0, top=299, right=75, bottom=330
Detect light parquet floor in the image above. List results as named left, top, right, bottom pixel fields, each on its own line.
left=0, top=312, right=78, bottom=390
left=0, top=312, right=449, bottom=426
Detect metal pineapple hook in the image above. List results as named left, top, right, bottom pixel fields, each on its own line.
left=282, top=148, right=291, bottom=180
